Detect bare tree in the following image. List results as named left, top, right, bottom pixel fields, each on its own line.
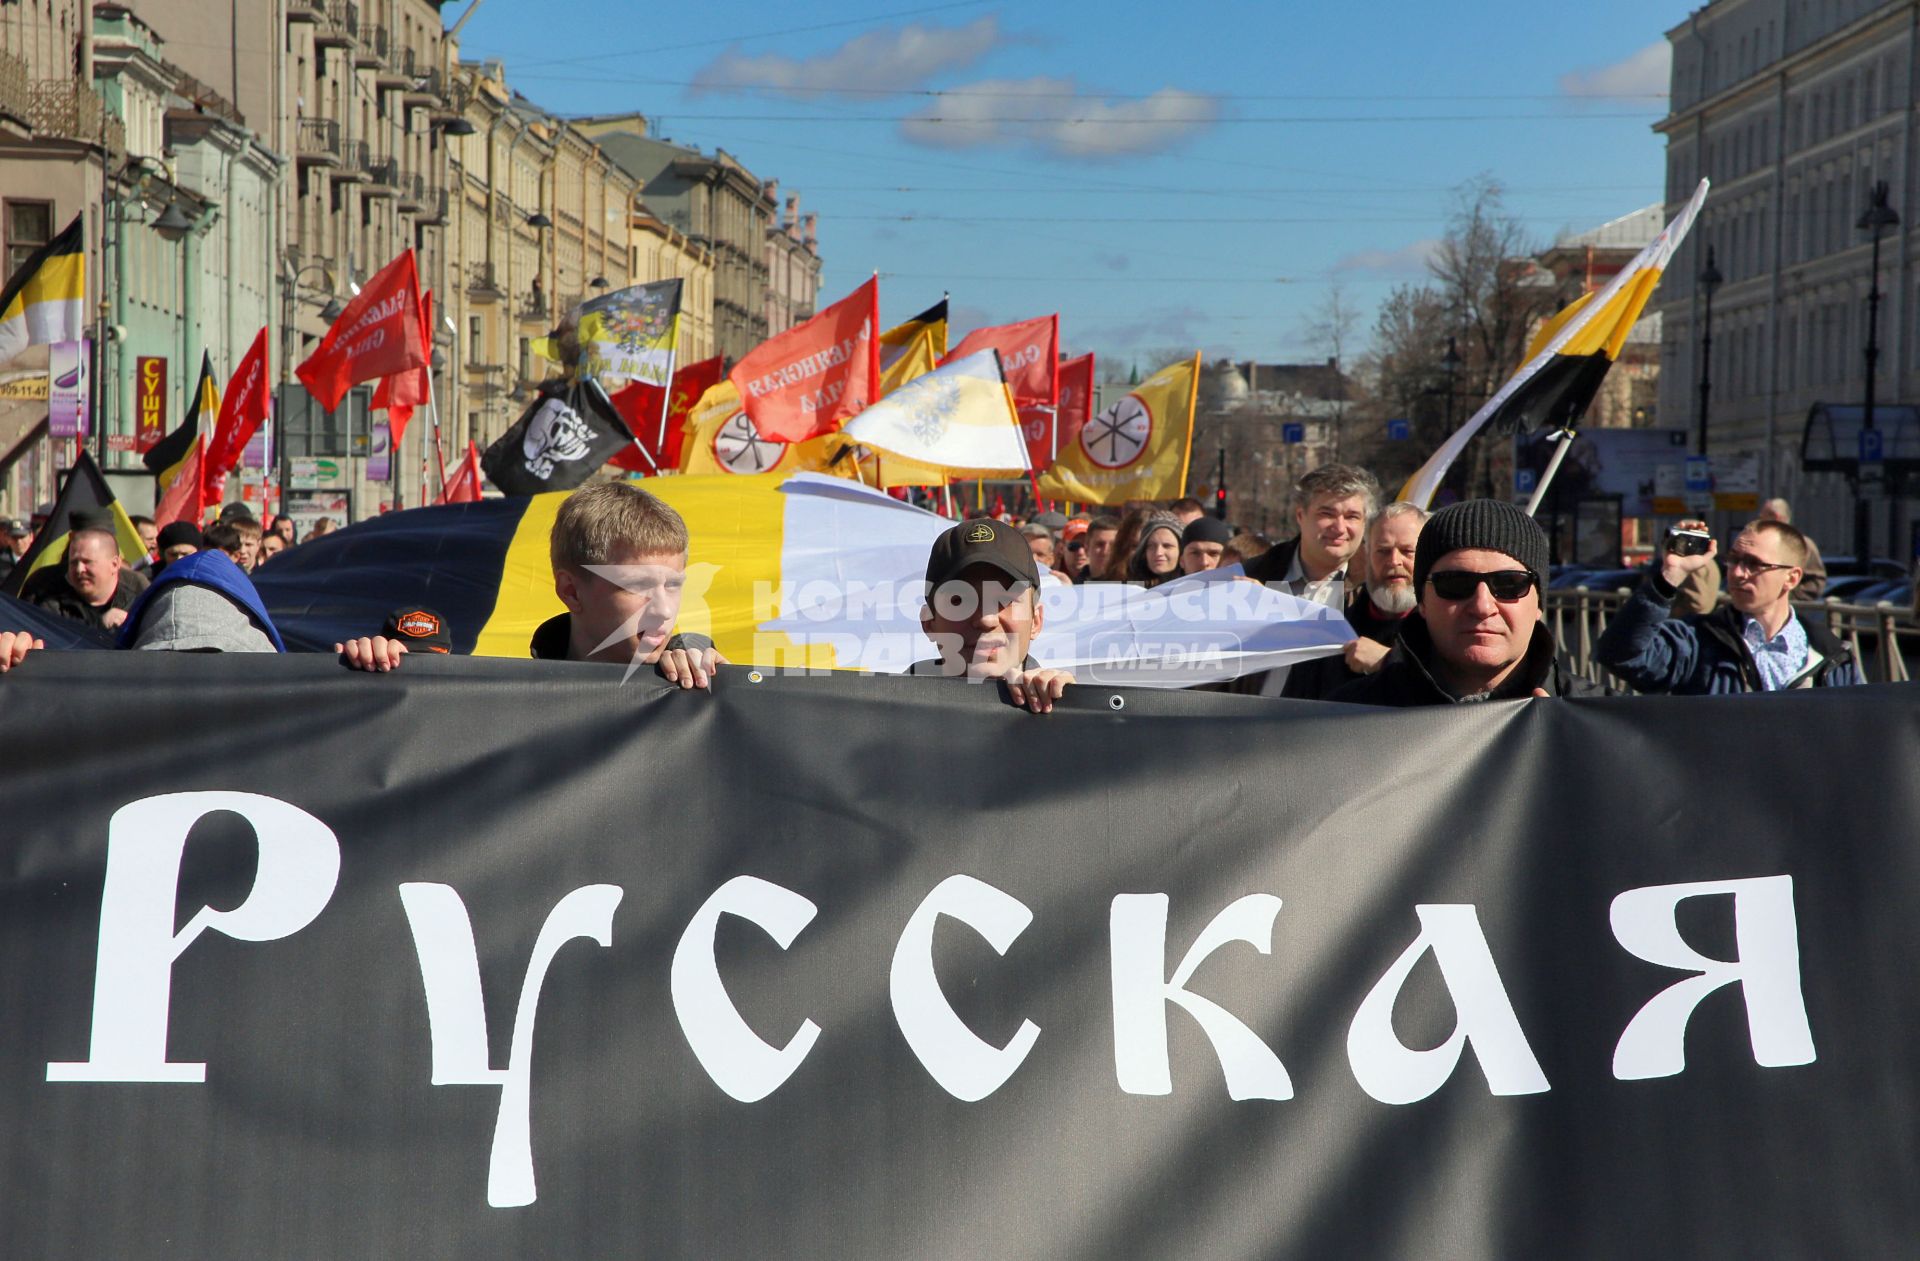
left=1427, top=175, right=1544, bottom=399
left=1301, top=282, right=1360, bottom=460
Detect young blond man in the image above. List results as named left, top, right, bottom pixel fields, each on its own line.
left=339, top=482, right=723, bottom=687
left=530, top=481, right=723, bottom=688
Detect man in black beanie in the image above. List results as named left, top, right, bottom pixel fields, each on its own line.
left=1177, top=515, right=1234, bottom=575
left=1331, top=499, right=1598, bottom=705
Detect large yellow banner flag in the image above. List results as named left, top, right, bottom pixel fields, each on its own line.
left=1036, top=353, right=1199, bottom=504
left=680, top=379, right=842, bottom=477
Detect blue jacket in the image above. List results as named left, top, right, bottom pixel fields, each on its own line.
left=117, top=550, right=285, bottom=651
left=1594, top=574, right=1860, bottom=694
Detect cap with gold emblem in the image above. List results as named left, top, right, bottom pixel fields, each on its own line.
left=923, top=517, right=1041, bottom=592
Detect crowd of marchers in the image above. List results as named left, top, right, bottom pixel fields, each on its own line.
left=0, top=462, right=1894, bottom=707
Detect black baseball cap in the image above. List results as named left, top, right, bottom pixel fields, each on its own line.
left=924, top=518, right=1040, bottom=591
left=382, top=605, right=453, bottom=653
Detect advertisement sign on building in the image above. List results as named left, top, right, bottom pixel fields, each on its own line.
left=135, top=356, right=167, bottom=452
left=48, top=341, right=89, bottom=439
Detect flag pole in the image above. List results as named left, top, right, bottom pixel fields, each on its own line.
left=1524, top=428, right=1578, bottom=518
left=656, top=312, right=680, bottom=449
left=427, top=368, right=448, bottom=501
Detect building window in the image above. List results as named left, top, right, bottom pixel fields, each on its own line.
left=468, top=315, right=481, bottom=362
left=518, top=336, right=530, bottom=381
left=4, top=200, right=53, bottom=275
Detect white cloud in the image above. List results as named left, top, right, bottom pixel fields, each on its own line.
left=1333, top=238, right=1442, bottom=275
left=900, top=76, right=1219, bottom=159
left=691, top=16, right=1003, bottom=99
left=1559, top=41, right=1671, bottom=101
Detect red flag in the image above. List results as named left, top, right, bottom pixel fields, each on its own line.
left=295, top=249, right=427, bottom=412
left=437, top=441, right=483, bottom=504
left=154, top=437, right=206, bottom=529
left=608, top=355, right=724, bottom=474
left=202, top=327, right=271, bottom=503
left=372, top=290, right=433, bottom=447
left=728, top=277, right=878, bottom=443
left=1048, top=351, right=1096, bottom=466
left=944, top=315, right=1058, bottom=409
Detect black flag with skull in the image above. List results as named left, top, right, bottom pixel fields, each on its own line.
left=480, top=379, right=639, bottom=496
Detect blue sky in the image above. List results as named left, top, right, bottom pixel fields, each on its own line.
left=454, top=0, right=1686, bottom=371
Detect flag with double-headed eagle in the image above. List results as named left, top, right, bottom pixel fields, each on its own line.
left=575, top=279, right=683, bottom=387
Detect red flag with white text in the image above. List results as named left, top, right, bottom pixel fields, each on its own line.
left=295, top=249, right=427, bottom=412
left=728, top=277, right=878, bottom=443
left=945, top=315, right=1058, bottom=409
left=609, top=354, right=724, bottom=474
left=202, top=327, right=271, bottom=503
left=371, top=290, right=433, bottom=447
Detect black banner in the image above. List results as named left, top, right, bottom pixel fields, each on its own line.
left=4, top=656, right=1918, bottom=1258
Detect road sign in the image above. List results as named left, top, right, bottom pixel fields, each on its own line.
left=1860, top=428, right=1885, bottom=464
left=1683, top=455, right=1711, bottom=494
left=1386, top=418, right=1410, bottom=442
left=1282, top=422, right=1305, bottom=445
left=1515, top=468, right=1537, bottom=495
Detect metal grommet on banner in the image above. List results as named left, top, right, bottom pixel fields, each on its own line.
left=748, top=671, right=765, bottom=684
left=1108, top=694, right=1126, bottom=711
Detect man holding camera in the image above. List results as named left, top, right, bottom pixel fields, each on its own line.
left=1595, top=518, right=1861, bottom=693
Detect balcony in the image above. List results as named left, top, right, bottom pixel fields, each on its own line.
left=314, top=0, right=356, bottom=49
left=295, top=117, right=342, bottom=166
left=418, top=187, right=450, bottom=224
left=0, top=51, right=29, bottom=134
left=363, top=154, right=400, bottom=195
left=27, top=79, right=124, bottom=150
left=336, top=139, right=371, bottom=181
left=397, top=172, right=426, bottom=212
left=467, top=261, right=503, bottom=301
left=352, top=22, right=387, bottom=69
left=287, top=0, right=322, bottom=22
left=402, top=59, right=445, bottom=107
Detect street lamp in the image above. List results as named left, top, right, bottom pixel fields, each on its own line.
left=1695, top=245, right=1722, bottom=457
left=526, top=212, right=552, bottom=229
left=1854, top=180, right=1899, bottom=561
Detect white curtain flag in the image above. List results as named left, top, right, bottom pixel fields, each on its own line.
left=840, top=349, right=1031, bottom=472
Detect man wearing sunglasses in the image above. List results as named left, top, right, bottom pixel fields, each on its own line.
left=1595, top=518, right=1860, bottom=693
left=1331, top=499, right=1596, bottom=705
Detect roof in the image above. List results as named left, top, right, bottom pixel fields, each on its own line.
left=1553, top=204, right=1663, bottom=251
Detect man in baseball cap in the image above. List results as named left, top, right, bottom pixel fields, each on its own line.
left=1331, top=499, right=1598, bottom=705
left=907, top=518, right=1074, bottom=713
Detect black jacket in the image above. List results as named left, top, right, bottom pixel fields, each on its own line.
left=21, top=565, right=148, bottom=631
left=1277, top=594, right=1413, bottom=700
left=530, top=613, right=711, bottom=661
left=1329, top=617, right=1602, bottom=706
left=1240, top=538, right=1301, bottom=585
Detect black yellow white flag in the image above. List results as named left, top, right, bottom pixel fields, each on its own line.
left=0, top=214, right=84, bottom=366
left=1399, top=179, right=1710, bottom=507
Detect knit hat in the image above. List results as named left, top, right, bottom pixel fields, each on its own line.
left=1413, top=499, right=1549, bottom=594
left=1127, top=513, right=1184, bottom=582
left=1180, top=515, right=1233, bottom=548
left=156, top=521, right=203, bottom=552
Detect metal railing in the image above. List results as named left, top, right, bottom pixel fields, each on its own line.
left=0, top=50, right=30, bottom=127
left=28, top=80, right=123, bottom=149
left=467, top=261, right=503, bottom=297
left=1547, top=586, right=1917, bottom=687
left=364, top=155, right=400, bottom=189
left=295, top=116, right=341, bottom=161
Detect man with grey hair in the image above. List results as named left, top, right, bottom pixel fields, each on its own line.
left=1235, top=463, right=1379, bottom=694
left=1272, top=500, right=1427, bottom=699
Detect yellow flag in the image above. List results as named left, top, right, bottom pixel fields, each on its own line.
left=1037, top=353, right=1199, bottom=504
left=880, top=325, right=938, bottom=396
left=681, top=380, right=846, bottom=478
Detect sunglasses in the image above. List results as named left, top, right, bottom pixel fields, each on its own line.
left=1427, top=569, right=1536, bottom=601
left=1066, top=539, right=1087, bottom=551
left=1724, top=552, right=1794, bottom=575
